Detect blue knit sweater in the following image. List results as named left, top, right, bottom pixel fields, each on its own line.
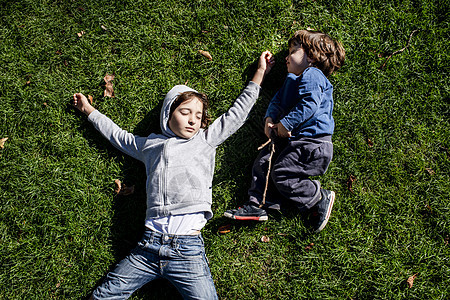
left=265, top=67, right=334, bottom=138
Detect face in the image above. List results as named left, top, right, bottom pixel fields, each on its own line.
left=168, top=97, right=204, bottom=139
left=286, top=43, right=312, bottom=75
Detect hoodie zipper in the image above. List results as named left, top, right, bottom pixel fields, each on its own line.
left=161, top=138, right=171, bottom=207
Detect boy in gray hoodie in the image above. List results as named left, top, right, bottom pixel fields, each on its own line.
left=73, top=51, right=274, bottom=299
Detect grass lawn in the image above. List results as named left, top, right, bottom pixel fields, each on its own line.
left=0, top=0, right=448, bottom=299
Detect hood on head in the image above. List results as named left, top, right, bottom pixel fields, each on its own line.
left=160, top=85, right=199, bottom=137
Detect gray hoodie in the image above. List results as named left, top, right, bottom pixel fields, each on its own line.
left=88, top=81, right=261, bottom=220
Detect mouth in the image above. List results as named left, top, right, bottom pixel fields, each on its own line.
left=185, top=127, right=195, bottom=132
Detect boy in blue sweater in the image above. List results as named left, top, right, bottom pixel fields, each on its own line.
left=225, top=30, right=345, bottom=232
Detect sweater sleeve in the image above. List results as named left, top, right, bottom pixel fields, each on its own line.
left=88, top=110, right=146, bottom=162
left=204, top=81, right=261, bottom=147
left=264, top=90, right=282, bottom=121
left=280, top=70, right=324, bottom=132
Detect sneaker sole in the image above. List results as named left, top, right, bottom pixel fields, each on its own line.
left=314, top=191, right=335, bottom=233
left=223, top=211, right=268, bottom=221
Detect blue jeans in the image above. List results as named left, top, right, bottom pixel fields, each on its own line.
left=92, top=229, right=218, bottom=300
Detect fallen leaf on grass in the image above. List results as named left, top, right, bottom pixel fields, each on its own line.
left=114, top=179, right=135, bottom=196
left=347, top=175, right=356, bottom=193
left=425, top=168, right=435, bottom=175
left=407, top=273, right=418, bottom=288
left=0, top=137, right=8, bottom=149
left=198, top=50, right=212, bottom=61
left=25, top=74, right=32, bottom=85
left=77, top=31, right=85, bottom=37
left=218, top=224, right=231, bottom=234
left=261, top=235, right=270, bottom=243
left=367, top=138, right=374, bottom=147
left=305, top=243, right=314, bottom=251
left=103, top=73, right=115, bottom=97
left=88, top=95, right=93, bottom=104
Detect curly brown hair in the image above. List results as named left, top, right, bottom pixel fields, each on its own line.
left=169, top=91, right=211, bottom=128
left=288, top=30, right=345, bottom=76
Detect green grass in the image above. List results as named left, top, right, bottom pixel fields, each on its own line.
left=0, top=0, right=449, bottom=299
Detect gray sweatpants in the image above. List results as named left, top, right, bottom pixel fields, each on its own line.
left=248, top=135, right=333, bottom=211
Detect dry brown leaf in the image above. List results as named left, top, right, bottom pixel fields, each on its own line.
left=218, top=224, right=231, bottom=234
left=367, top=138, right=374, bottom=147
left=88, top=95, right=93, bottom=104
left=198, top=50, right=212, bottom=61
left=347, top=175, right=356, bottom=193
left=77, top=31, right=85, bottom=37
left=407, top=273, right=417, bottom=288
left=120, top=184, right=135, bottom=196
left=261, top=235, right=270, bottom=243
left=114, top=179, right=135, bottom=196
left=425, top=168, right=435, bottom=175
left=0, top=137, right=8, bottom=149
left=114, top=179, right=122, bottom=194
left=104, top=73, right=115, bottom=97
left=305, top=242, right=314, bottom=251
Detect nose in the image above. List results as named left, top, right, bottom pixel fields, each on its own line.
left=188, top=116, right=196, bottom=125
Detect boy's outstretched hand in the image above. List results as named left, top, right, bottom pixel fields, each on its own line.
left=73, top=93, right=95, bottom=116
left=252, top=51, right=275, bottom=86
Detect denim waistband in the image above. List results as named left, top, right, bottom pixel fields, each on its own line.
left=141, top=228, right=203, bottom=245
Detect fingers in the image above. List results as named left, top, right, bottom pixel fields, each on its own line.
left=262, top=51, right=275, bottom=73
left=72, top=93, right=78, bottom=105
left=262, top=50, right=272, bottom=58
